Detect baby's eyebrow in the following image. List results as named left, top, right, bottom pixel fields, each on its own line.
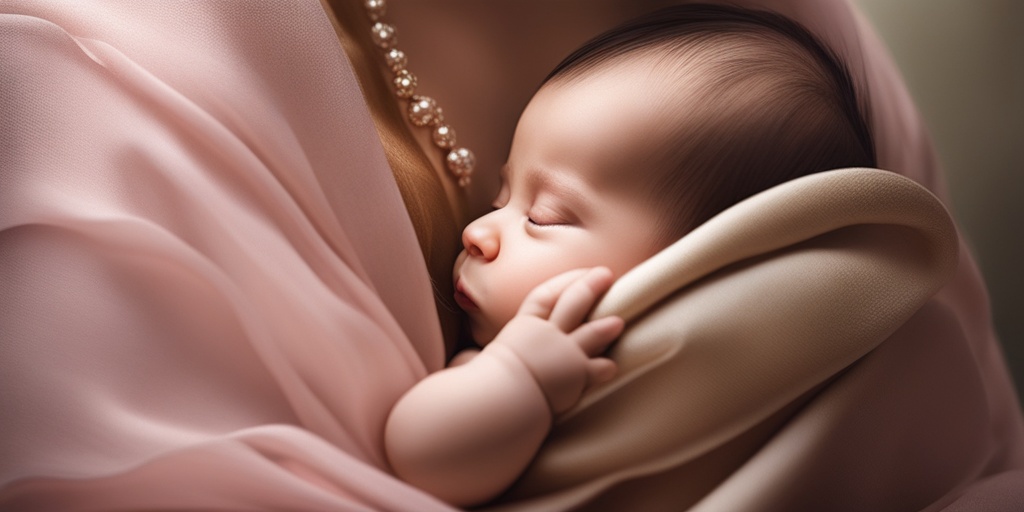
left=528, top=167, right=590, bottom=213
left=505, top=163, right=589, bottom=210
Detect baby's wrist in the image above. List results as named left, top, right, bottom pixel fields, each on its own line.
left=484, top=328, right=589, bottom=414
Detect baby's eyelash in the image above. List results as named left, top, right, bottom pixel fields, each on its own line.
left=526, top=215, right=566, bottom=228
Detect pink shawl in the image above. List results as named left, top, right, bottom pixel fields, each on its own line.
left=1, top=1, right=452, bottom=509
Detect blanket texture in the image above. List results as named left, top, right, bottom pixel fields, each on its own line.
left=491, top=168, right=970, bottom=510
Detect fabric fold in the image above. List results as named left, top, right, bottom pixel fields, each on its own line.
left=1, top=2, right=450, bottom=510
left=493, top=168, right=965, bottom=511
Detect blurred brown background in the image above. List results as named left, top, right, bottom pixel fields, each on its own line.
left=856, top=0, right=1023, bottom=401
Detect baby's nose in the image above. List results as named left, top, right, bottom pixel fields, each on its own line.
left=462, top=220, right=499, bottom=261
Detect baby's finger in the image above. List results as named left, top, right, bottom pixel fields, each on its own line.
left=571, top=315, right=624, bottom=357
left=549, top=267, right=614, bottom=332
left=517, top=268, right=589, bottom=319
left=586, top=358, right=618, bottom=388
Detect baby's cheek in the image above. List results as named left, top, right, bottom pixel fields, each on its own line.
left=491, top=294, right=522, bottom=330
left=477, top=272, right=551, bottom=342
left=489, top=283, right=531, bottom=328
left=471, top=295, right=519, bottom=345
left=511, top=278, right=541, bottom=311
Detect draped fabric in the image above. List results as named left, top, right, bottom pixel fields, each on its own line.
left=2, top=1, right=1022, bottom=511
left=487, top=169, right=1019, bottom=511
left=1, top=1, right=452, bottom=509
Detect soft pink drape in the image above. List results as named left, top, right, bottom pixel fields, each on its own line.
left=1, top=1, right=453, bottom=509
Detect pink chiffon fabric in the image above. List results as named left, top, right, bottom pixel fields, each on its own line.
left=1, top=1, right=453, bottom=509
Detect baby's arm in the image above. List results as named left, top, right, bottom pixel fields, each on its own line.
left=385, top=268, right=623, bottom=507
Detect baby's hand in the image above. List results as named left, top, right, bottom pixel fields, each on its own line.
left=484, top=267, right=623, bottom=414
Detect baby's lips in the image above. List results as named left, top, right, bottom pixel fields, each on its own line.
left=454, top=279, right=479, bottom=312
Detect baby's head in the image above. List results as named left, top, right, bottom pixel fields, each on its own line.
left=454, top=4, right=876, bottom=343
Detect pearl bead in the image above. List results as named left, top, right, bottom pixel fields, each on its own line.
left=408, top=96, right=439, bottom=127
left=370, top=22, right=397, bottom=49
left=384, top=48, right=407, bottom=73
left=364, top=2, right=472, bottom=188
left=365, top=0, right=386, bottom=21
left=446, top=147, right=475, bottom=180
left=432, top=124, right=456, bottom=149
left=431, top=106, right=445, bottom=126
left=393, top=70, right=417, bottom=98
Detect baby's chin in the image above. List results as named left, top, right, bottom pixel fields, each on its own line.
left=467, top=315, right=503, bottom=347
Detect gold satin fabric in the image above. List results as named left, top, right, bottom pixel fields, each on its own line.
left=320, top=0, right=466, bottom=355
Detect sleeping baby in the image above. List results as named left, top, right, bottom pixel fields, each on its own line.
left=385, top=3, right=876, bottom=506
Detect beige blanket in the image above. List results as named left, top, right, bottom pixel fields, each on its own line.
left=490, top=168, right=1019, bottom=511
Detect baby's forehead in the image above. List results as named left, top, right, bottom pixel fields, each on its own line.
left=550, top=51, right=692, bottom=91
left=543, top=55, right=697, bottom=114
left=538, top=55, right=706, bottom=143
left=541, top=53, right=733, bottom=140
left=532, top=69, right=686, bottom=143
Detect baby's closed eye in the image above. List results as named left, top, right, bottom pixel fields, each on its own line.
left=527, top=205, right=574, bottom=227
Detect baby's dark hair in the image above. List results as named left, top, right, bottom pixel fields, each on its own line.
left=543, top=4, right=876, bottom=241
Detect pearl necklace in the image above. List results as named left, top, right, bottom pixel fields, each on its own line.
left=364, top=0, right=475, bottom=187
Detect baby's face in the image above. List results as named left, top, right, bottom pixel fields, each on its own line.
left=453, top=61, right=676, bottom=343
